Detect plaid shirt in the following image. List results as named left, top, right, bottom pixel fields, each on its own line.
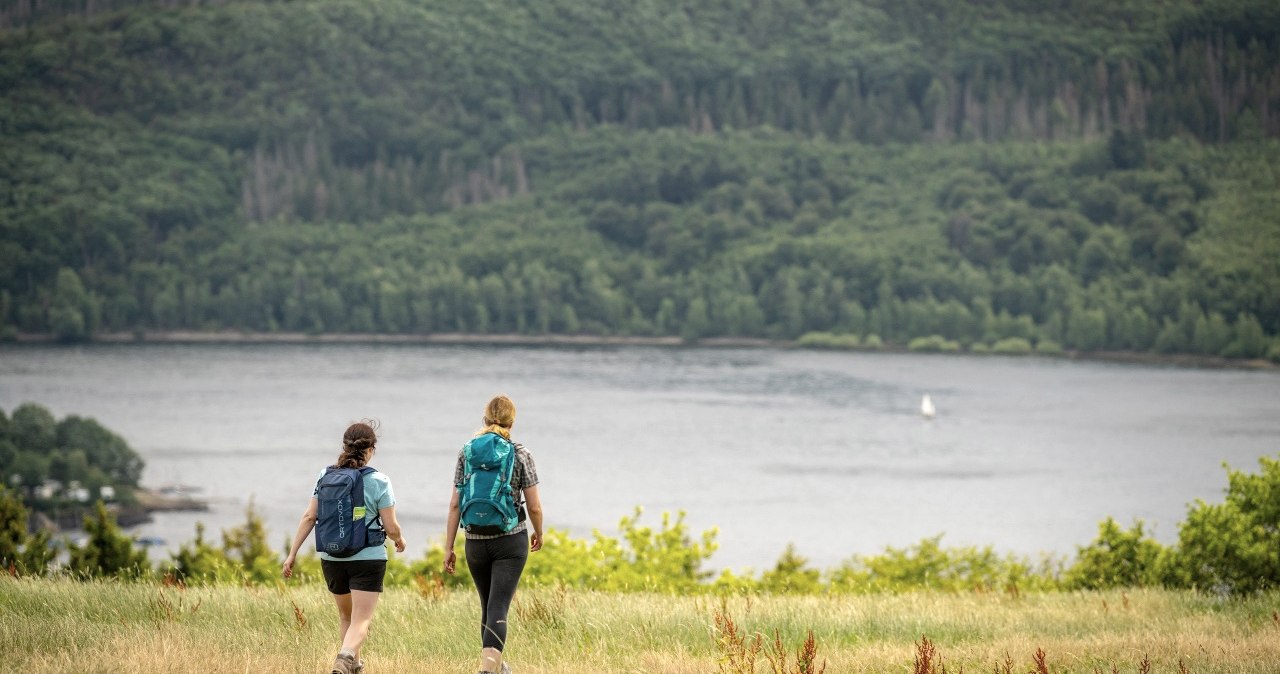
left=454, top=442, right=539, bottom=540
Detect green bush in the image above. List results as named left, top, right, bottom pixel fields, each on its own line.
left=796, top=332, right=861, bottom=350
left=759, top=544, right=822, bottom=595
left=67, top=502, right=151, bottom=580
left=907, top=335, right=961, bottom=353
left=829, top=536, right=1059, bottom=594
left=1064, top=518, right=1169, bottom=590
left=991, top=337, right=1033, bottom=354
left=1035, top=339, right=1065, bottom=355
left=0, top=485, right=52, bottom=575
left=1172, top=456, right=1280, bottom=594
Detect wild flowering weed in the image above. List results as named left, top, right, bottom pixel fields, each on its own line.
left=713, top=607, right=826, bottom=674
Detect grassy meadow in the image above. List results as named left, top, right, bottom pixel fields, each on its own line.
left=2, top=577, right=1278, bottom=673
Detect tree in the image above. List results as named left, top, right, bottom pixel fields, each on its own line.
left=1172, top=456, right=1280, bottom=594
left=10, top=403, right=57, bottom=454
left=167, top=522, right=236, bottom=584
left=0, top=485, right=27, bottom=569
left=49, top=268, right=96, bottom=342
left=221, top=502, right=281, bottom=584
left=1064, top=518, right=1168, bottom=589
left=760, top=544, right=822, bottom=594
left=67, top=502, right=150, bottom=579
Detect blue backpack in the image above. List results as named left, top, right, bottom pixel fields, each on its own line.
left=314, top=466, right=385, bottom=557
left=458, top=433, right=520, bottom=535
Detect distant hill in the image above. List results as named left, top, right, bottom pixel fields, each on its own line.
left=1, top=0, right=1277, bottom=357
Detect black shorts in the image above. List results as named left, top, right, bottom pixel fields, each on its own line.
left=321, top=559, right=387, bottom=594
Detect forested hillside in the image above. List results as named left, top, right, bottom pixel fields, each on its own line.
left=2, top=0, right=1278, bottom=357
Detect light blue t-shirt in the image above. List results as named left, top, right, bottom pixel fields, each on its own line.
left=312, top=467, right=396, bottom=562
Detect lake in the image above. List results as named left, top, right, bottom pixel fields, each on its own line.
left=1, top=343, right=1277, bottom=572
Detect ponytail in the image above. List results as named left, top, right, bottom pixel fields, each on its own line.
left=477, top=395, right=516, bottom=440
left=336, top=421, right=378, bottom=468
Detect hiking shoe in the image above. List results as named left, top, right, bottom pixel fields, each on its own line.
left=501, top=663, right=511, bottom=674
left=353, top=660, right=365, bottom=674
left=331, top=653, right=357, bottom=674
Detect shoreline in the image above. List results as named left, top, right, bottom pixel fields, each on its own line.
left=6, top=330, right=1275, bottom=370
left=31, top=488, right=209, bottom=532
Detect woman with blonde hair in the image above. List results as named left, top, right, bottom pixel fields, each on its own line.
left=283, top=421, right=406, bottom=674
left=445, top=395, right=544, bottom=674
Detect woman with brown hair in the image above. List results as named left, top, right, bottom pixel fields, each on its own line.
left=444, top=395, right=544, bottom=674
left=283, top=421, right=406, bottom=674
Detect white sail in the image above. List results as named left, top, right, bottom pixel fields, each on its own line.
left=921, top=394, right=936, bottom=419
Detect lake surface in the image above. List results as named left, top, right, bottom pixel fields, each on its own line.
left=2, top=343, right=1277, bottom=571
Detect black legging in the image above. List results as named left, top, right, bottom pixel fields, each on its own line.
left=465, top=530, right=529, bottom=651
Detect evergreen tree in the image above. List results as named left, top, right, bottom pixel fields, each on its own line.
left=67, top=502, right=150, bottom=579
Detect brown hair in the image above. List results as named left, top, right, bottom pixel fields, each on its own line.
left=336, top=420, right=378, bottom=468
left=478, top=395, right=516, bottom=440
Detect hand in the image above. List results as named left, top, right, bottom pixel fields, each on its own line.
left=281, top=555, right=295, bottom=579
left=530, top=532, right=542, bottom=552
left=444, top=550, right=456, bottom=575
left=394, top=537, right=407, bottom=553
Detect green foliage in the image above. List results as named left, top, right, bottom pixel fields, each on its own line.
left=1064, top=518, right=1169, bottom=590
left=0, top=403, right=145, bottom=515
left=67, top=501, right=150, bottom=579
left=828, top=536, right=1058, bottom=594
left=0, top=485, right=49, bottom=575
left=0, top=0, right=1277, bottom=358
left=796, top=332, right=861, bottom=350
left=15, top=457, right=1280, bottom=595
left=907, top=335, right=961, bottom=353
left=219, top=502, right=281, bottom=585
left=990, top=337, right=1033, bottom=354
left=759, top=544, right=822, bottom=595
left=1173, top=456, right=1280, bottom=594
left=167, top=522, right=238, bottom=585
left=525, top=508, right=719, bottom=593
left=1034, top=339, right=1065, bottom=355
left=0, top=484, right=28, bottom=568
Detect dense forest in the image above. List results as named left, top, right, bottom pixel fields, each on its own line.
left=2, top=0, right=1278, bottom=357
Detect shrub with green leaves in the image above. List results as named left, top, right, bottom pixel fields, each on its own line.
left=1063, top=518, right=1169, bottom=590
left=1172, top=456, right=1280, bottom=594
left=67, top=502, right=150, bottom=579
left=829, top=535, right=1060, bottom=593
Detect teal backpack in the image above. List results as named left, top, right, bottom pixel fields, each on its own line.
left=458, top=432, right=520, bottom=535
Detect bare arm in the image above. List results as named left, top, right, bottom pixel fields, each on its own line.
left=443, top=488, right=461, bottom=574
left=524, top=484, right=543, bottom=552
left=380, top=505, right=407, bottom=553
left=282, top=498, right=318, bottom=579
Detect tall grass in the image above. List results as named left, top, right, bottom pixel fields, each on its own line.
left=2, top=577, right=1278, bottom=673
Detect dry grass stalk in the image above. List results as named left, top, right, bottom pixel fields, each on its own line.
left=151, top=589, right=200, bottom=624
left=290, top=599, right=307, bottom=630
left=1179, top=659, right=1192, bottom=674
left=914, top=635, right=945, bottom=674
left=993, top=651, right=1013, bottom=674
left=513, top=587, right=566, bottom=630
left=1031, top=647, right=1049, bottom=674
left=413, top=574, right=445, bottom=602
left=1138, top=655, right=1152, bottom=674
left=714, top=607, right=762, bottom=674
left=763, top=629, right=827, bottom=674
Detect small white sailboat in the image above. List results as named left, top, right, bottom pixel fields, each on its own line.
left=920, top=394, right=936, bottom=419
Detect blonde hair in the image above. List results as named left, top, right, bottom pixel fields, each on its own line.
left=478, top=395, right=516, bottom=439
